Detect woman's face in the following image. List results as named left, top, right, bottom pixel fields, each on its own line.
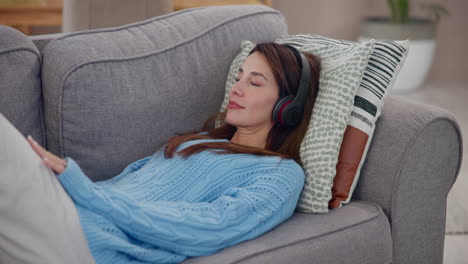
left=225, top=52, right=280, bottom=129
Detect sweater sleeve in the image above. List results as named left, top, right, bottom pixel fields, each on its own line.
left=58, top=158, right=305, bottom=256
left=112, top=155, right=153, bottom=178
left=58, top=156, right=151, bottom=183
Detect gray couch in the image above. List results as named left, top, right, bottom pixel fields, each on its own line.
left=0, top=4, right=462, bottom=264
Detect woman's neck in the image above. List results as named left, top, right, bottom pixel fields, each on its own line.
left=230, top=126, right=272, bottom=149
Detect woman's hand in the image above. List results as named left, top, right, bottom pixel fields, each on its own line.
left=27, top=135, right=68, bottom=174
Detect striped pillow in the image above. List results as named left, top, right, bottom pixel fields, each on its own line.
left=331, top=40, right=408, bottom=208
left=278, top=35, right=408, bottom=209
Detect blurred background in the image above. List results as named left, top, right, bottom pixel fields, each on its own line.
left=1, top=0, right=466, bottom=262
left=1, top=0, right=466, bottom=83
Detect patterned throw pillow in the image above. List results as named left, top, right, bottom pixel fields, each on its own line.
left=332, top=40, right=408, bottom=208
left=217, top=38, right=375, bottom=213
left=278, top=35, right=409, bottom=209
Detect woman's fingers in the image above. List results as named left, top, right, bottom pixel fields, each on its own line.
left=26, top=136, right=67, bottom=167
left=42, top=157, right=66, bottom=174
left=27, top=136, right=43, bottom=158
left=26, top=136, right=67, bottom=174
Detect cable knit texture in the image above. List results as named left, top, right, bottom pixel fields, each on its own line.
left=57, top=139, right=305, bottom=263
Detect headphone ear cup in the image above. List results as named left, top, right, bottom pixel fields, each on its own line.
left=282, top=104, right=302, bottom=127
left=272, top=96, right=294, bottom=126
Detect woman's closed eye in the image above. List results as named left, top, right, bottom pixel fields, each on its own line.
left=234, top=77, right=261, bottom=87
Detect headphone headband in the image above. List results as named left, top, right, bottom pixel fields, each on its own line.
left=272, top=45, right=311, bottom=127
left=283, top=45, right=311, bottom=109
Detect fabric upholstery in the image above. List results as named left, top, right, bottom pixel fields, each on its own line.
left=0, top=114, right=94, bottom=264
left=353, top=96, right=463, bottom=264
left=0, top=26, right=45, bottom=146
left=41, top=5, right=287, bottom=181
left=182, top=201, right=392, bottom=264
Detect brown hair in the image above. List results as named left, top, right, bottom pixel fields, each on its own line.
left=164, top=42, right=321, bottom=165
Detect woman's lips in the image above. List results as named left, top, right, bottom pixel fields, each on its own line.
left=228, top=101, right=245, bottom=109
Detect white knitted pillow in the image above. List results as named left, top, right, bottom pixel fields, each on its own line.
left=217, top=38, right=375, bottom=213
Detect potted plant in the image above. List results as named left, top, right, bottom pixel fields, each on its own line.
left=358, top=0, right=448, bottom=93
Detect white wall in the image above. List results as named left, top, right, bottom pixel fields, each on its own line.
left=272, top=0, right=468, bottom=82
left=272, top=0, right=368, bottom=40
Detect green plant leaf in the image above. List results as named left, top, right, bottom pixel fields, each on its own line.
left=398, top=0, right=409, bottom=23
left=387, top=0, right=409, bottom=23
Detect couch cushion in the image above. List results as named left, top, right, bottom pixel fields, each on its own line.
left=41, top=5, right=287, bottom=181
left=182, top=201, right=392, bottom=264
left=0, top=26, right=45, bottom=146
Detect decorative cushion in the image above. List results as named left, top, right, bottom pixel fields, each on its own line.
left=278, top=35, right=409, bottom=209
left=217, top=37, right=375, bottom=213
left=332, top=40, right=408, bottom=208
left=0, top=114, right=93, bottom=263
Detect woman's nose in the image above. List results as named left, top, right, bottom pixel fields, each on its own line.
left=230, top=80, right=244, bottom=96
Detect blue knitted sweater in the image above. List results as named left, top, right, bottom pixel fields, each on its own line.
left=57, top=138, right=305, bottom=263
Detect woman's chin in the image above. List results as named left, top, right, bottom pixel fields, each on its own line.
left=224, top=118, right=237, bottom=127
left=224, top=117, right=244, bottom=128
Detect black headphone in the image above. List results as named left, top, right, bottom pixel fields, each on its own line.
left=272, top=44, right=311, bottom=127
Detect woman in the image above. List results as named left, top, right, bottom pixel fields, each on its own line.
left=25, top=42, right=321, bottom=263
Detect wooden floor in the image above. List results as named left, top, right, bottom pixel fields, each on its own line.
left=393, top=81, right=468, bottom=263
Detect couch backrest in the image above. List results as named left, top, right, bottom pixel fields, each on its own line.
left=0, top=26, right=46, bottom=146
left=41, top=5, right=287, bottom=181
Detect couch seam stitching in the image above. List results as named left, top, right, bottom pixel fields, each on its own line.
left=49, top=10, right=280, bottom=61
left=45, top=6, right=279, bottom=50
left=49, top=7, right=204, bottom=45
left=0, top=47, right=41, bottom=62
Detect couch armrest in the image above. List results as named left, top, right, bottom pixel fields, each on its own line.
left=353, top=95, right=463, bottom=264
